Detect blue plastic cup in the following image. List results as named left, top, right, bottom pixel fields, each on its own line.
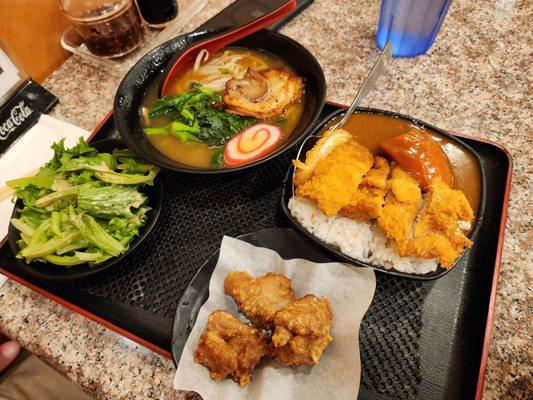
left=376, top=0, right=453, bottom=57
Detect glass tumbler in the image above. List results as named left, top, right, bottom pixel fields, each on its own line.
left=376, top=0, right=453, bottom=57
left=59, top=0, right=145, bottom=58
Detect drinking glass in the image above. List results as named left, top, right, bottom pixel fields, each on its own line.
left=376, top=0, right=453, bottom=57
left=135, top=0, right=179, bottom=29
left=59, top=0, right=145, bottom=58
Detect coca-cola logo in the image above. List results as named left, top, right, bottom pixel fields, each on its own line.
left=0, top=100, right=33, bottom=140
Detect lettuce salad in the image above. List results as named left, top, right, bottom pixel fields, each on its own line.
left=8, top=138, right=159, bottom=267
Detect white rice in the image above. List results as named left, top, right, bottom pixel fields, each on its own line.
left=288, top=196, right=439, bottom=274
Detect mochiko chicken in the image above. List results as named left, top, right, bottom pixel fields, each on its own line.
left=195, top=310, right=270, bottom=387
left=272, top=294, right=334, bottom=367
left=224, top=271, right=295, bottom=329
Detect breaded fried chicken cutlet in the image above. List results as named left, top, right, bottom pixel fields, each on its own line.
left=195, top=310, right=270, bottom=387
left=341, top=156, right=390, bottom=220
left=406, top=177, right=474, bottom=267
left=224, top=271, right=295, bottom=329
left=377, top=165, right=423, bottom=254
left=294, top=129, right=374, bottom=216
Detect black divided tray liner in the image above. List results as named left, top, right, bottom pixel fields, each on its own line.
left=0, top=103, right=510, bottom=399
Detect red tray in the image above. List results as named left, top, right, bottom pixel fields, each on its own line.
left=0, top=102, right=512, bottom=399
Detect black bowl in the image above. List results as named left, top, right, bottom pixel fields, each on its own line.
left=8, top=139, right=163, bottom=281
left=114, top=28, right=326, bottom=174
left=281, top=108, right=487, bottom=280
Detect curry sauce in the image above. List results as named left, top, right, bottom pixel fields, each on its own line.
left=323, top=113, right=481, bottom=214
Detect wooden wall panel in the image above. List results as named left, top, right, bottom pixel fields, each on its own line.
left=0, top=0, right=71, bottom=83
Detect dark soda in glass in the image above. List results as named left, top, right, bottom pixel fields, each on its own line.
left=135, top=0, right=179, bottom=29
left=59, top=0, right=145, bottom=58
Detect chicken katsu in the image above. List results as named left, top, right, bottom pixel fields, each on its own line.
left=288, top=122, right=478, bottom=274
left=294, top=129, right=374, bottom=216
left=224, top=271, right=295, bottom=329
left=341, top=156, right=390, bottom=221
left=377, top=165, right=423, bottom=254
left=406, top=177, right=474, bottom=267
left=195, top=310, right=270, bottom=387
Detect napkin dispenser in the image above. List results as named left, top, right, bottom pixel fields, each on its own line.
left=0, top=38, right=58, bottom=156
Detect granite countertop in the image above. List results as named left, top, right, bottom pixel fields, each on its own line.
left=0, top=0, right=531, bottom=398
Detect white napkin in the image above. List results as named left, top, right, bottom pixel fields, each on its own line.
left=0, top=114, right=90, bottom=287
left=174, top=236, right=376, bottom=400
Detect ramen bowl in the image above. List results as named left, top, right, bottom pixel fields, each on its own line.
left=114, top=28, right=326, bottom=174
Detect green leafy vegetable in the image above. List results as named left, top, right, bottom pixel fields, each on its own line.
left=44, top=254, right=89, bottom=266
left=50, top=211, right=63, bottom=237
left=145, top=120, right=201, bottom=142
left=77, top=185, right=145, bottom=219
left=10, top=219, right=34, bottom=236
left=7, top=176, right=54, bottom=191
left=144, top=83, right=256, bottom=146
left=94, top=168, right=158, bottom=185
left=67, top=170, right=94, bottom=185
left=211, top=148, right=224, bottom=170
left=9, top=138, right=159, bottom=267
left=195, top=107, right=255, bottom=146
left=58, top=152, right=117, bottom=172
left=68, top=206, right=125, bottom=257
left=34, top=186, right=81, bottom=208
left=21, top=231, right=80, bottom=260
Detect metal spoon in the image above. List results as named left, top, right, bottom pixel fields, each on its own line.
left=329, top=42, right=392, bottom=130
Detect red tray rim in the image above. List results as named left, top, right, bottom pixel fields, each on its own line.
left=0, top=104, right=513, bottom=398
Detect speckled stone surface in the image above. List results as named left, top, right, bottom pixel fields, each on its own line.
left=0, top=0, right=531, bottom=399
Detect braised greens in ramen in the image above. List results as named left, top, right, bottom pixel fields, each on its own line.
left=142, top=47, right=305, bottom=169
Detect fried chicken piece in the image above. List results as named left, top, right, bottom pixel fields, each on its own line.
left=194, top=310, right=270, bottom=387
left=293, top=129, right=352, bottom=186
left=224, top=271, right=295, bottom=329
left=405, top=177, right=474, bottom=267
left=272, top=295, right=333, bottom=366
left=224, top=68, right=304, bottom=119
left=377, top=165, right=422, bottom=254
left=341, top=156, right=390, bottom=220
left=294, top=130, right=374, bottom=216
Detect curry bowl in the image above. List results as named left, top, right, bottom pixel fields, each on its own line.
left=281, top=107, right=487, bottom=280
left=114, top=28, right=326, bottom=174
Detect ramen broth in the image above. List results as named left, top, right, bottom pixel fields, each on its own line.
left=323, top=113, right=481, bottom=214
left=143, top=47, right=305, bottom=169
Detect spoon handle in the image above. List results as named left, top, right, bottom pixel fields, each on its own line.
left=331, top=42, right=392, bottom=130
left=160, top=0, right=296, bottom=96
